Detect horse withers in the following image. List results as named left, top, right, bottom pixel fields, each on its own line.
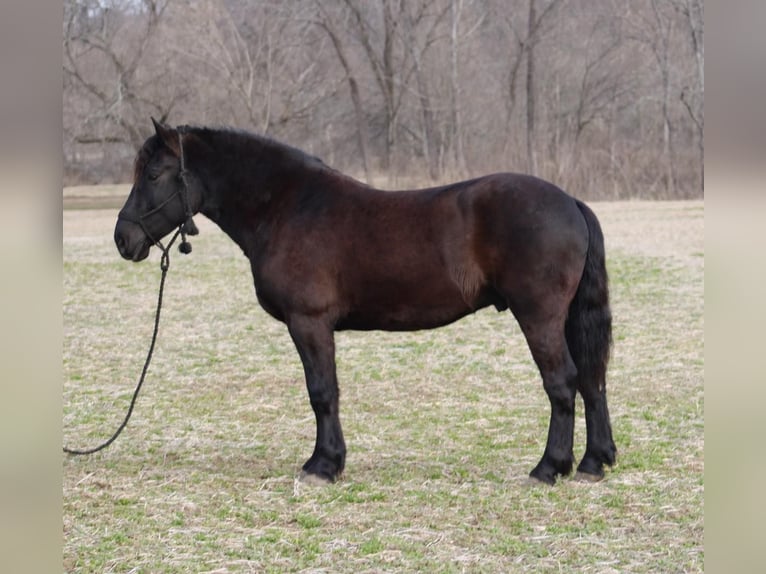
left=114, top=119, right=617, bottom=486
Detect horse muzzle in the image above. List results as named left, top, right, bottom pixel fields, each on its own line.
left=114, top=219, right=152, bottom=262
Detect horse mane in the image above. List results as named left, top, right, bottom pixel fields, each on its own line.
left=184, top=125, right=327, bottom=174
left=134, top=124, right=327, bottom=185
left=132, top=124, right=341, bottom=208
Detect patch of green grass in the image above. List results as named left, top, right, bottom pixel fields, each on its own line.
left=359, top=536, right=385, bottom=555
left=295, top=513, right=322, bottom=529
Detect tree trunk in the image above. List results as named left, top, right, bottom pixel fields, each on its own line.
left=412, top=49, right=439, bottom=181
left=684, top=0, right=704, bottom=191
left=402, top=3, right=442, bottom=182
left=651, top=0, right=677, bottom=196
left=661, top=67, right=678, bottom=197
left=450, top=0, right=467, bottom=177
left=315, top=2, right=372, bottom=182
left=342, top=0, right=399, bottom=176
left=526, top=0, right=538, bottom=174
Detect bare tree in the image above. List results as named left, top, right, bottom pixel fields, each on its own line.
left=63, top=0, right=178, bottom=168
left=338, top=0, right=407, bottom=175
left=325, top=0, right=451, bottom=181
left=63, top=0, right=703, bottom=199
left=498, top=1, right=527, bottom=161
left=313, top=0, right=372, bottom=182
left=525, top=0, right=565, bottom=174
left=449, top=0, right=468, bottom=176
left=542, top=8, right=632, bottom=193
left=171, top=0, right=336, bottom=135
left=675, top=0, right=704, bottom=190
left=401, top=0, right=450, bottom=181
left=496, top=0, right=562, bottom=173
left=627, top=0, right=682, bottom=196
left=525, top=0, right=539, bottom=174
left=652, top=0, right=679, bottom=196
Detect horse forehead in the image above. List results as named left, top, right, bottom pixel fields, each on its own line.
left=133, top=136, right=161, bottom=183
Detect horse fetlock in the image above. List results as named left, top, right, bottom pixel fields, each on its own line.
left=530, top=452, right=574, bottom=485
left=529, top=463, right=557, bottom=486
left=577, top=442, right=616, bottom=480
left=302, top=446, right=345, bottom=483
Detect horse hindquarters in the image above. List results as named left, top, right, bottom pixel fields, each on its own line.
left=565, top=201, right=617, bottom=480
left=488, top=196, right=589, bottom=485
left=486, top=188, right=613, bottom=484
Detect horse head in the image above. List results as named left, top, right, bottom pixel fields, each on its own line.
left=114, top=118, right=199, bottom=261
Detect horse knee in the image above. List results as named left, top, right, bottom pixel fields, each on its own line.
left=307, top=380, right=339, bottom=414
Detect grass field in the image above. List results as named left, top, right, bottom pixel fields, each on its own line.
left=63, top=194, right=703, bottom=573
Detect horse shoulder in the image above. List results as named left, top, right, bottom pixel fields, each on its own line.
left=251, top=218, right=344, bottom=322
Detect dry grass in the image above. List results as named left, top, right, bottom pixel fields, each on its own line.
left=63, top=197, right=703, bottom=573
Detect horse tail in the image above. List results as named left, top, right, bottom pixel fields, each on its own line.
left=566, top=200, right=612, bottom=396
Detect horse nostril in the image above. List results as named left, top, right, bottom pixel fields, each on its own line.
left=115, top=230, right=127, bottom=254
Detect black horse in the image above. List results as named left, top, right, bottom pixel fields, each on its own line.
left=114, top=119, right=616, bottom=486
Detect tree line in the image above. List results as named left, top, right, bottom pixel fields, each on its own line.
left=63, top=0, right=703, bottom=199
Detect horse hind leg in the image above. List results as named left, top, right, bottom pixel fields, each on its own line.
left=566, top=297, right=617, bottom=481
left=566, top=200, right=617, bottom=480
left=517, top=311, right=579, bottom=485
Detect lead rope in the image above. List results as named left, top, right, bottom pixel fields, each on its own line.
left=63, top=228, right=182, bottom=455
left=65, top=129, right=198, bottom=456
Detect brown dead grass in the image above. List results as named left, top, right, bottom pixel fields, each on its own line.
left=63, top=197, right=703, bottom=573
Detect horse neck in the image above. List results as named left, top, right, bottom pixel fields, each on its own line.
left=190, top=131, right=312, bottom=258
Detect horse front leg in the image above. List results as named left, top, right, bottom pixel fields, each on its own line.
left=287, top=315, right=346, bottom=485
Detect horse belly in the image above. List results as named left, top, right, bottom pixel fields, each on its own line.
left=337, top=303, right=472, bottom=331
left=336, top=270, right=497, bottom=332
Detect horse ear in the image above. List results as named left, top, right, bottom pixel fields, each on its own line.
left=151, top=117, right=180, bottom=157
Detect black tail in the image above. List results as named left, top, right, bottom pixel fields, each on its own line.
left=566, top=200, right=616, bottom=475
left=566, top=200, right=612, bottom=390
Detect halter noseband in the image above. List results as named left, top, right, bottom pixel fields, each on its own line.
left=120, top=130, right=199, bottom=255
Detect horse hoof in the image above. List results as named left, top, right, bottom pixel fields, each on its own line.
left=298, top=471, right=333, bottom=486
left=525, top=475, right=553, bottom=487
left=574, top=471, right=604, bottom=483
